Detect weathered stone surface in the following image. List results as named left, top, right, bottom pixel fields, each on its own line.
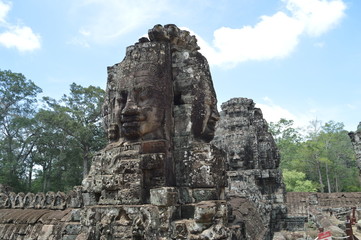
left=0, top=208, right=79, bottom=240
left=150, top=187, right=178, bottom=206
left=287, top=192, right=361, bottom=217
left=79, top=24, right=229, bottom=239
left=284, top=191, right=361, bottom=238
left=349, top=122, right=361, bottom=172
left=213, top=98, right=280, bottom=170
left=213, top=97, right=287, bottom=240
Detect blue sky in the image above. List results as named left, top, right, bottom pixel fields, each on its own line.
left=0, top=0, right=360, bottom=131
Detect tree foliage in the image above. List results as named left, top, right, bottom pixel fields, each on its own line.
left=0, top=69, right=106, bottom=193
left=0, top=69, right=42, bottom=191
left=282, top=170, right=318, bottom=192
left=39, top=83, right=106, bottom=180
left=1, top=69, right=359, bottom=194
left=270, top=119, right=359, bottom=192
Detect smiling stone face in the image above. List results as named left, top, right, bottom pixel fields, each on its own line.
left=119, top=78, right=167, bottom=141
left=104, top=42, right=172, bottom=143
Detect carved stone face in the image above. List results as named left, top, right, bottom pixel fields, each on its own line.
left=201, top=105, right=220, bottom=141
left=117, top=73, right=168, bottom=141
left=191, top=76, right=220, bottom=143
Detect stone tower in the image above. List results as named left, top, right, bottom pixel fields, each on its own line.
left=213, top=98, right=287, bottom=240
left=80, top=24, right=234, bottom=239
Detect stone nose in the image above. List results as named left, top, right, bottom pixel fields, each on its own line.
left=121, top=98, right=139, bottom=115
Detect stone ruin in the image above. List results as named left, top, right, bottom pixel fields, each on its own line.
left=284, top=192, right=361, bottom=239
left=80, top=23, right=230, bottom=239
left=0, top=24, right=287, bottom=239
left=213, top=98, right=287, bottom=239
left=273, top=124, right=361, bottom=239
left=349, top=122, right=361, bottom=174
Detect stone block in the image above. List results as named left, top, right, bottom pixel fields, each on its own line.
left=122, top=173, right=142, bottom=188
left=192, top=188, right=218, bottom=202
left=115, top=159, right=141, bottom=175
left=82, top=193, right=98, bottom=206
left=119, top=188, right=142, bottom=205
left=38, top=224, right=54, bottom=240
left=62, top=223, right=82, bottom=235
left=0, top=193, right=9, bottom=208
left=178, top=187, right=193, bottom=204
left=140, top=141, right=167, bottom=154
left=70, top=209, right=82, bottom=222
left=181, top=204, right=195, bottom=219
left=62, top=235, right=78, bottom=240
left=139, top=153, right=165, bottom=169
left=98, top=190, right=121, bottom=205
left=150, top=187, right=178, bottom=206
left=194, top=201, right=216, bottom=223
left=82, top=175, right=102, bottom=193
left=103, top=175, right=123, bottom=190
left=112, top=225, right=133, bottom=239
left=171, top=220, right=189, bottom=239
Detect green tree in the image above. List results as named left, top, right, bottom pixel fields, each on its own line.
left=269, top=119, right=303, bottom=170
left=0, top=69, right=42, bottom=191
left=318, top=121, right=357, bottom=192
left=282, top=169, right=318, bottom=192
left=270, top=119, right=359, bottom=193
left=38, top=83, right=106, bottom=182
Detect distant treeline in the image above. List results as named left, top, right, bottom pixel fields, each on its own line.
left=0, top=69, right=106, bottom=193
left=269, top=118, right=360, bottom=192
left=1, top=69, right=359, bottom=193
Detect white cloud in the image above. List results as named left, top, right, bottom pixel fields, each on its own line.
left=0, top=0, right=10, bottom=23
left=285, top=0, right=346, bottom=37
left=197, top=0, right=346, bottom=67
left=204, top=12, right=304, bottom=66
left=70, top=0, right=170, bottom=45
left=256, top=97, right=297, bottom=123
left=69, top=0, right=346, bottom=62
left=0, top=26, right=41, bottom=51
left=255, top=97, right=314, bottom=129
left=0, top=0, right=41, bottom=52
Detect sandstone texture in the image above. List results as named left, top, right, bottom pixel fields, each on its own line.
left=213, top=98, right=287, bottom=240
left=285, top=192, right=361, bottom=239
left=0, top=185, right=83, bottom=240
left=79, top=23, right=231, bottom=240
left=349, top=122, right=361, bottom=172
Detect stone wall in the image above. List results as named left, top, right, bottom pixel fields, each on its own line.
left=286, top=192, right=361, bottom=218
left=0, top=185, right=83, bottom=239
left=0, top=186, right=83, bottom=210
left=213, top=98, right=287, bottom=240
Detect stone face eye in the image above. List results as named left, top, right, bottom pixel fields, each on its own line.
left=138, top=89, right=148, bottom=103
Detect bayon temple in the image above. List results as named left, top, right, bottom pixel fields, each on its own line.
left=0, top=24, right=361, bottom=240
